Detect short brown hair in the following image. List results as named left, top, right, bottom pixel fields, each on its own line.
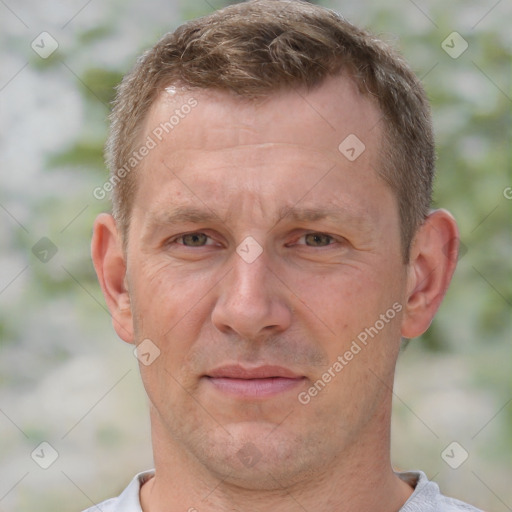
left=106, top=0, right=434, bottom=260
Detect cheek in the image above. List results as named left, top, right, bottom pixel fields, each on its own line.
left=128, top=265, right=215, bottom=394
left=284, top=263, right=405, bottom=372
left=130, top=258, right=208, bottom=333
left=130, top=263, right=214, bottom=408
left=283, top=266, right=383, bottom=333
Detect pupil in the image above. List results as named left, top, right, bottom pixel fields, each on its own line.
left=184, top=233, right=206, bottom=246
left=307, top=233, right=329, bottom=246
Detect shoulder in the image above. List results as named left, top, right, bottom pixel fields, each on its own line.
left=398, top=471, right=484, bottom=512
left=81, top=496, right=119, bottom=512
left=80, top=470, right=155, bottom=512
left=436, top=496, right=486, bottom=512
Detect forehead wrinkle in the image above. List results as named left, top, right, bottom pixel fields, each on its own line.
left=275, top=205, right=375, bottom=233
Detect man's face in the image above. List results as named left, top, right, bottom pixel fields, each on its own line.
left=123, top=77, right=409, bottom=486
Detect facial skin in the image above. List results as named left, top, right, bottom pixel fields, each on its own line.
left=92, top=75, right=459, bottom=511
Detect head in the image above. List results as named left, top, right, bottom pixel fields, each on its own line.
left=106, top=0, right=435, bottom=262
left=92, top=0, right=458, bottom=493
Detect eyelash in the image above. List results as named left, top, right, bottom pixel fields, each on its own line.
left=169, top=231, right=340, bottom=248
left=171, top=232, right=218, bottom=247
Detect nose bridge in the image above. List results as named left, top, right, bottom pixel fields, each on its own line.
left=211, top=245, right=292, bottom=338
left=228, top=247, right=272, bottom=310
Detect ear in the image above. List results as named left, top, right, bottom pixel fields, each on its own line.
left=91, top=213, right=134, bottom=344
left=401, top=209, right=459, bottom=339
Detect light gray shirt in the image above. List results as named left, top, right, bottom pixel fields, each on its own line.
left=81, top=470, right=483, bottom=512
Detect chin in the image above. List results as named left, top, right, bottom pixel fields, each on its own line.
left=194, top=421, right=322, bottom=490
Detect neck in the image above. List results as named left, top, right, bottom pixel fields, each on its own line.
left=140, top=404, right=413, bottom=512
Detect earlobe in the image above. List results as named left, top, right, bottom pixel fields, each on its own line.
left=91, top=213, right=135, bottom=344
left=401, top=209, right=459, bottom=339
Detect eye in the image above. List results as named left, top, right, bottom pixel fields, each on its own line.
left=299, top=233, right=335, bottom=247
left=176, top=232, right=212, bottom=247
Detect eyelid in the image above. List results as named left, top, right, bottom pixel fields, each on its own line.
left=167, top=230, right=343, bottom=247
left=290, top=231, right=343, bottom=246
left=167, top=230, right=211, bottom=245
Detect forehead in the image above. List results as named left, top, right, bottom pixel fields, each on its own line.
left=144, top=75, right=382, bottom=156
left=131, top=75, right=393, bottom=230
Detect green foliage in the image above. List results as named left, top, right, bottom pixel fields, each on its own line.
left=80, top=68, right=124, bottom=106
left=47, top=141, right=105, bottom=170
left=78, top=25, right=113, bottom=45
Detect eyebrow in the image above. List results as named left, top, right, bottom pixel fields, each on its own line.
left=276, top=206, right=355, bottom=223
left=145, top=204, right=373, bottom=234
left=147, top=206, right=224, bottom=227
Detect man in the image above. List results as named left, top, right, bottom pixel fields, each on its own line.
left=88, top=1, right=481, bottom=510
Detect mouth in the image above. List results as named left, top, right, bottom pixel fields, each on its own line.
left=204, top=365, right=306, bottom=399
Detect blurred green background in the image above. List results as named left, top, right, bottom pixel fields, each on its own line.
left=0, top=0, right=510, bottom=510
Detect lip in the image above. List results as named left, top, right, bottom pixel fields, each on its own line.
left=207, top=364, right=302, bottom=379
left=205, top=365, right=305, bottom=398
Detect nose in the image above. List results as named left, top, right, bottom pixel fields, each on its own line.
left=211, top=248, right=292, bottom=340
